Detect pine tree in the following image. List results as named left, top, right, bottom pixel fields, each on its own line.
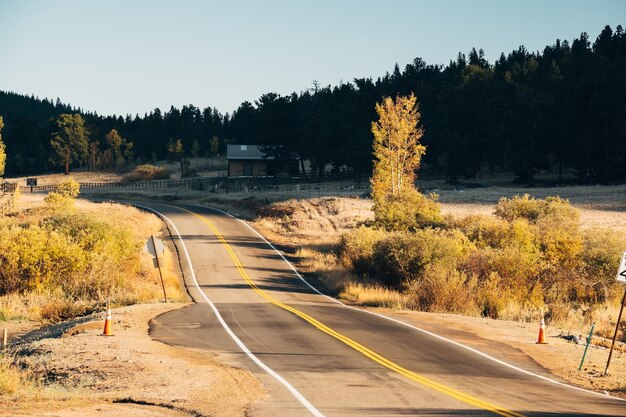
left=50, top=114, right=89, bottom=175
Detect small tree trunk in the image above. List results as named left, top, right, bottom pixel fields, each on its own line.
left=65, top=161, right=69, bottom=175
left=300, top=158, right=307, bottom=181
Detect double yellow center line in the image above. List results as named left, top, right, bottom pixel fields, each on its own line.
left=184, top=207, right=525, bottom=417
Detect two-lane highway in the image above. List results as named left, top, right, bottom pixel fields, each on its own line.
left=142, top=201, right=625, bottom=417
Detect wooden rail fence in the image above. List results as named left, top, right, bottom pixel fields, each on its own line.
left=0, top=182, right=17, bottom=217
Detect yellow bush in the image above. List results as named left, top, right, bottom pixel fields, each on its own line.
left=0, top=225, right=87, bottom=294
left=407, top=266, right=478, bottom=313
left=338, top=226, right=389, bottom=276
left=0, top=205, right=150, bottom=321
left=122, top=164, right=170, bottom=182
left=44, top=177, right=80, bottom=208
left=494, top=194, right=578, bottom=225
left=337, top=193, right=623, bottom=321
left=373, top=189, right=445, bottom=232
left=372, top=228, right=473, bottom=289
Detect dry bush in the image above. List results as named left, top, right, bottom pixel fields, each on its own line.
left=40, top=297, right=93, bottom=322
left=371, top=228, right=473, bottom=289
left=406, top=266, right=478, bottom=314
left=338, top=226, right=389, bottom=276
left=122, top=164, right=170, bottom=182
left=296, top=246, right=353, bottom=292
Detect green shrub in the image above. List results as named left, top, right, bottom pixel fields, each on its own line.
left=122, top=164, right=170, bottom=182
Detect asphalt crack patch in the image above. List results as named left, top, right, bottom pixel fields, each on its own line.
left=113, top=397, right=211, bottom=417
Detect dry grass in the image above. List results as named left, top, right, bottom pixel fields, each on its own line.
left=339, top=283, right=409, bottom=309
left=0, top=351, right=42, bottom=399
left=296, top=242, right=411, bottom=310
left=432, top=184, right=626, bottom=235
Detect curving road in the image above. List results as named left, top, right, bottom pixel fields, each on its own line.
left=140, top=201, right=625, bottom=417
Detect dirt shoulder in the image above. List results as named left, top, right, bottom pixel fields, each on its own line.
left=5, top=303, right=265, bottom=417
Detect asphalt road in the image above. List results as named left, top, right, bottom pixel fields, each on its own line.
left=141, top=201, right=625, bottom=417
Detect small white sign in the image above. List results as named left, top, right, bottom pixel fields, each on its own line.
left=617, top=250, right=626, bottom=284
left=145, top=237, right=165, bottom=258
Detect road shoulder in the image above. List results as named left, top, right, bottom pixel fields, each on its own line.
left=6, top=302, right=266, bottom=417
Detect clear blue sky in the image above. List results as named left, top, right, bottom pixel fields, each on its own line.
left=1, top=0, right=623, bottom=117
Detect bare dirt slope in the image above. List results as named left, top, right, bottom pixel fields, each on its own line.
left=6, top=303, right=265, bottom=417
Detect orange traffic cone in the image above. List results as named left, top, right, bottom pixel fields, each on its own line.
left=103, top=302, right=113, bottom=336
left=536, top=315, right=546, bottom=344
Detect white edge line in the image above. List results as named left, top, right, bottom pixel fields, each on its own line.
left=131, top=203, right=325, bottom=417
left=206, top=206, right=626, bottom=404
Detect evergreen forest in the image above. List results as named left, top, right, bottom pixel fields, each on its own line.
left=0, top=24, right=625, bottom=185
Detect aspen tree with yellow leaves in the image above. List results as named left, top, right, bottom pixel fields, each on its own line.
left=370, top=94, right=443, bottom=231
left=371, top=93, right=425, bottom=197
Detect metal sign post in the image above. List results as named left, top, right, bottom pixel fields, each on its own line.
left=145, top=236, right=167, bottom=302
left=603, top=250, right=626, bottom=375
left=578, top=322, right=595, bottom=371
